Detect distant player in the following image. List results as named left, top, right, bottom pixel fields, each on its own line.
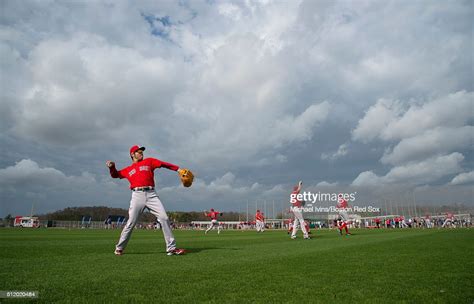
left=336, top=217, right=351, bottom=236
left=287, top=218, right=293, bottom=234
left=336, top=194, right=351, bottom=236
left=375, top=217, right=381, bottom=228
left=304, top=220, right=311, bottom=235
left=442, top=212, right=455, bottom=228
left=290, top=181, right=310, bottom=239
left=255, top=210, right=265, bottom=233
left=205, top=208, right=223, bottom=234
left=400, top=216, right=408, bottom=228
left=424, top=215, right=432, bottom=228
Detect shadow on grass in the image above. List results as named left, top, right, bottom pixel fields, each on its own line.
left=184, top=247, right=242, bottom=254
left=124, top=247, right=242, bottom=255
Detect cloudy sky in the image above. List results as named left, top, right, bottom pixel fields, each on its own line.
left=1, top=0, right=472, bottom=217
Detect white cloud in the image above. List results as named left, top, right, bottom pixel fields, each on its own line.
left=352, top=99, right=403, bottom=143
left=352, top=153, right=465, bottom=186
left=351, top=171, right=381, bottom=187
left=352, top=91, right=473, bottom=185
left=0, top=159, right=115, bottom=214
left=316, top=181, right=338, bottom=187
left=12, top=33, right=183, bottom=146
left=0, top=159, right=100, bottom=190
left=0, top=159, right=69, bottom=187
left=353, top=91, right=473, bottom=145
left=321, top=143, right=348, bottom=161
left=209, top=172, right=236, bottom=187
left=218, top=3, right=243, bottom=21
left=381, top=91, right=473, bottom=141
left=381, top=126, right=474, bottom=165
left=450, top=171, right=474, bottom=185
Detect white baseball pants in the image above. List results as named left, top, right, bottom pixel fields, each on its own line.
left=116, top=190, right=176, bottom=253
left=256, top=220, right=265, bottom=232
left=291, top=210, right=308, bottom=238
left=206, top=219, right=221, bottom=234
left=338, top=210, right=349, bottom=222
left=442, top=219, right=453, bottom=228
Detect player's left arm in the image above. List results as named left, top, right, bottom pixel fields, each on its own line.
left=150, top=158, right=180, bottom=171
left=296, top=180, right=302, bottom=192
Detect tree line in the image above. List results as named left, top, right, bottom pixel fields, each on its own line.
left=31, top=206, right=246, bottom=222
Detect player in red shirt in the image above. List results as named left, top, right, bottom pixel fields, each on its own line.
left=336, top=194, right=351, bottom=236
left=107, top=145, right=187, bottom=256
left=204, top=209, right=223, bottom=234
left=290, top=181, right=310, bottom=239
left=255, top=210, right=265, bottom=232
left=424, top=214, right=432, bottom=228
left=375, top=217, right=381, bottom=228
left=287, top=218, right=293, bottom=234
left=442, top=212, right=455, bottom=228
left=400, top=216, right=408, bottom=228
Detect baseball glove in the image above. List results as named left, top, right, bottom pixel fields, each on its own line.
left=178, top=168, right=194, bottom=187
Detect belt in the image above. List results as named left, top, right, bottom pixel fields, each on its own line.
left=132, top=186, right=155, bottom=191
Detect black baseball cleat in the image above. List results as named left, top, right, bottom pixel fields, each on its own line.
left=114, top=249, right=123, bottom=256
left=167, top=248, right=186, bottom=256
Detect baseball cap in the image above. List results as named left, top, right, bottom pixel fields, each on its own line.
left=130, top=145, right=146, bottom=154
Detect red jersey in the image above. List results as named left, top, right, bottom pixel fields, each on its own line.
left=207, top=211, right=220, bottom=220
left=337, top=197, right=348, bottom=208
left=447, top=213, right=454, bottom=219
left=255, top=212, right=264, bottom=221
left=109, top=158, right=179, bottom=189
left=291, top=190, right=302, bottom=207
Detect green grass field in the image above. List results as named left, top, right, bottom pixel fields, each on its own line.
left=1, top=228, right=473, bottom=303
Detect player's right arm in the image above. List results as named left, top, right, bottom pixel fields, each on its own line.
left=106, top=161, right=124, bottom=178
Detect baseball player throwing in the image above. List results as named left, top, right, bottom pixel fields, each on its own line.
left=106, top=145, right=191, bottom=256
left=290, top=181, right=310, bottom=239
left=255, top=210, right=265, bottom=233
left=442, top=212, right=455, bottom=228
left=204, top=209, right=222, bottom=234
left=336, top=194, right=351, bottom=236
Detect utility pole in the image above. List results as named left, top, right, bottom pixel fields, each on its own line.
left=246, top=199, right=249, bottom=222
left=413, top=190, right=418, bottom=218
